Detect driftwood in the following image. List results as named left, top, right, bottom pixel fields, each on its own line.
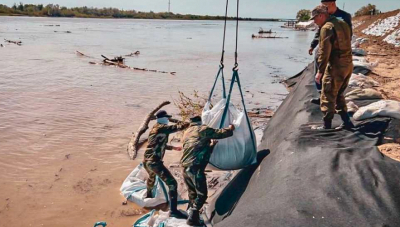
left=127, top=101, right=172, bottom=160
left=76, top=51, right=93, bottom=58
left=79, top=52, right=176, bottom=74
left=125, top=51, right=141, bottom=57
left=251, top=34, right=288, bottom=39
left=4, top=39, right=22, bottom=46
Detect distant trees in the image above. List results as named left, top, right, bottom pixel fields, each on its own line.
left=355, top=4, right=378, bottom=17
left=296, top=9, right=311, bottom=22
left=0, top=3, right=277, bottom=21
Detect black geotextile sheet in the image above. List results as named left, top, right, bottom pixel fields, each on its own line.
left=211, top=63, right=400, bottom=227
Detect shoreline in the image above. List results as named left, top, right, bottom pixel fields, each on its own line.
left=0, top=14, right=284, bottom=22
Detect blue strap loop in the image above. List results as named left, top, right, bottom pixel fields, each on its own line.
left=219, top=69, right=256, bottom=151
left=208, top=66, right=226, bottom=102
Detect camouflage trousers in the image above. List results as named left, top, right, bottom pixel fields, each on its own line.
left=143, top=161, right=178, bottom=200
left=320, top=62, right=353, bottom=121
left=183, top=165, right=208, bottom=210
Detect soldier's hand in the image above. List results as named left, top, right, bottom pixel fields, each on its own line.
left=229, top=124, right=235, bottom=131
left=173, top=146, right=182, bottom=151
left=315, top=72, right=323, bottom=84
left=308, top=47, right=314, bottom=56
left=210, top=139, right=219, bottom=147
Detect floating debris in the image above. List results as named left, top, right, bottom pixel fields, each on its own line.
left=4, top=39, right=22, bottom=46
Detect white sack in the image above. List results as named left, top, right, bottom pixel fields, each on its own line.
left=348, top=73, right=380, bottom=88
left=345, top=88, right=383, bottom=101
left=353, top=100, right=400, bottom=121
left=120, top=163, right=184, bottom=208
left=202, top=99, right=257, bottom=170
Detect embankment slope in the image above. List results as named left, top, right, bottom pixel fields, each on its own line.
left=214, top=64, right=400, bottom=227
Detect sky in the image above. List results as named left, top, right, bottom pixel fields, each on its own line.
left=2, top=0, right=400, bottom=19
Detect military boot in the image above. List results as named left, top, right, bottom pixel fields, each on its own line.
left=186, top=200, right=193, bottom=211
left=310, top=98, right=321, bottom=105
left=313, top=120, right=332, bottom=130
left=169, top=196, right=188, bottom=219
left=145, top=189, right=153, bottom=199
left=186, top=208, right=204, bottom=226
left=337, top=112, right=355, bottom=130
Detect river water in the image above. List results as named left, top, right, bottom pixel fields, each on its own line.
left=0, top=16, right=313, bottom=227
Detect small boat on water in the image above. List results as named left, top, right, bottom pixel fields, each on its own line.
left=258, top=28, right=275, bottom=34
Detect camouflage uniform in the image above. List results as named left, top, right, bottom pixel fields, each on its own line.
left=318, top=16, right=353, bottom=122
left=143, top=122, right=188, bottom=200
left=181, top=123, right=234, bottom=210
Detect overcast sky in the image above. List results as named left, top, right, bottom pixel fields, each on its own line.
left=2, top=0, right=400, bottom=18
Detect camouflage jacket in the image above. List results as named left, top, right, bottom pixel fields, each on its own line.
left=144, top=122, right=188, bottom=162
left=180, top=123, right=234, bottom=168
left=318, top=16, right=352, bottom=74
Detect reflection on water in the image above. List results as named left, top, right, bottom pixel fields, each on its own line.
left=0, top=16, right=313, bottom=226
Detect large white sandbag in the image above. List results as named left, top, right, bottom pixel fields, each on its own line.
left=352, top=59, right=378, bottom=70
left=345, top=88, right=383, bottom=101
left=202, top=99, right=257, bottom=170
left=348, top=73, right=380, bottom=88
left=134, top=210, right=198, bottom=227
left=347, top=101, right=359, bottom=113
left=353, top=100, right=400, bottom=121
left=120, top=163, right=186, bottom=208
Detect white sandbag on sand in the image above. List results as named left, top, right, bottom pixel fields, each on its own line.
left=134, top=210, right=199, bottom=227
left=348, top=73, right=380, bottom=88
left=384, top=28, right=400, bottom=47
left=353, top=100, right=400, bottom=121
left=120, top=163, right=187, bottom=208
left=345, top=88, right=383, bottom=101
left=347, top=101, right=359, bottom=113
left=363, top=12, right=400, bottom=36
left=352, top=60, right=378, bottom=70
left=352, top=37, right=369, bottom=48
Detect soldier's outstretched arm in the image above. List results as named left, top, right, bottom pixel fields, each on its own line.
left=160, top=121, right=190, bottom=134
left=205, top=125, right=234, bottom=140
left=317, top=26, right=333, bottom=74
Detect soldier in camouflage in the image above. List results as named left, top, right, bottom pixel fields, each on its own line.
left=309, top=0, right=352, bottom=105
left=181, top=116, right=235, bottom=226
left=311, top=5, right=355, bottom=130
left=143, top=110, right=189, bottom=219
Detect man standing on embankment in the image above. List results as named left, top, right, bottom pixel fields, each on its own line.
left=311, top=5, right=355, bottom=130
left=309, top=0, right=352, bottom=105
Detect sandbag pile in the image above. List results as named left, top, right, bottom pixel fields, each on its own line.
left=353, top=100, right=400, bottom=121
left=345, top=88, right=383, bottom=101
left=348, top=73, right=379, bottom=88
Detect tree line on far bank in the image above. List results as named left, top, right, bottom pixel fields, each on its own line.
left=296, top=4, right=379, bottom=22
left=0, top=3, right=279, bottom=21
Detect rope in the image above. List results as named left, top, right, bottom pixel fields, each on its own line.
left=233, top=0, right=239, bottom=70
left=220, top=0, right=229, bottom=68
left=208, top=67, right=224, bottom=101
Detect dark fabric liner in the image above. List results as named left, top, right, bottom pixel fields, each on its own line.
left=211, top=63, right=400, bottom=227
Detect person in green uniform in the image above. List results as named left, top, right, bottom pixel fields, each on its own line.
left=181, top=116, right=235, bottom=226
left=311, top=5, right=355, bottom=130
left=143, top=110, right=189, bottom=219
